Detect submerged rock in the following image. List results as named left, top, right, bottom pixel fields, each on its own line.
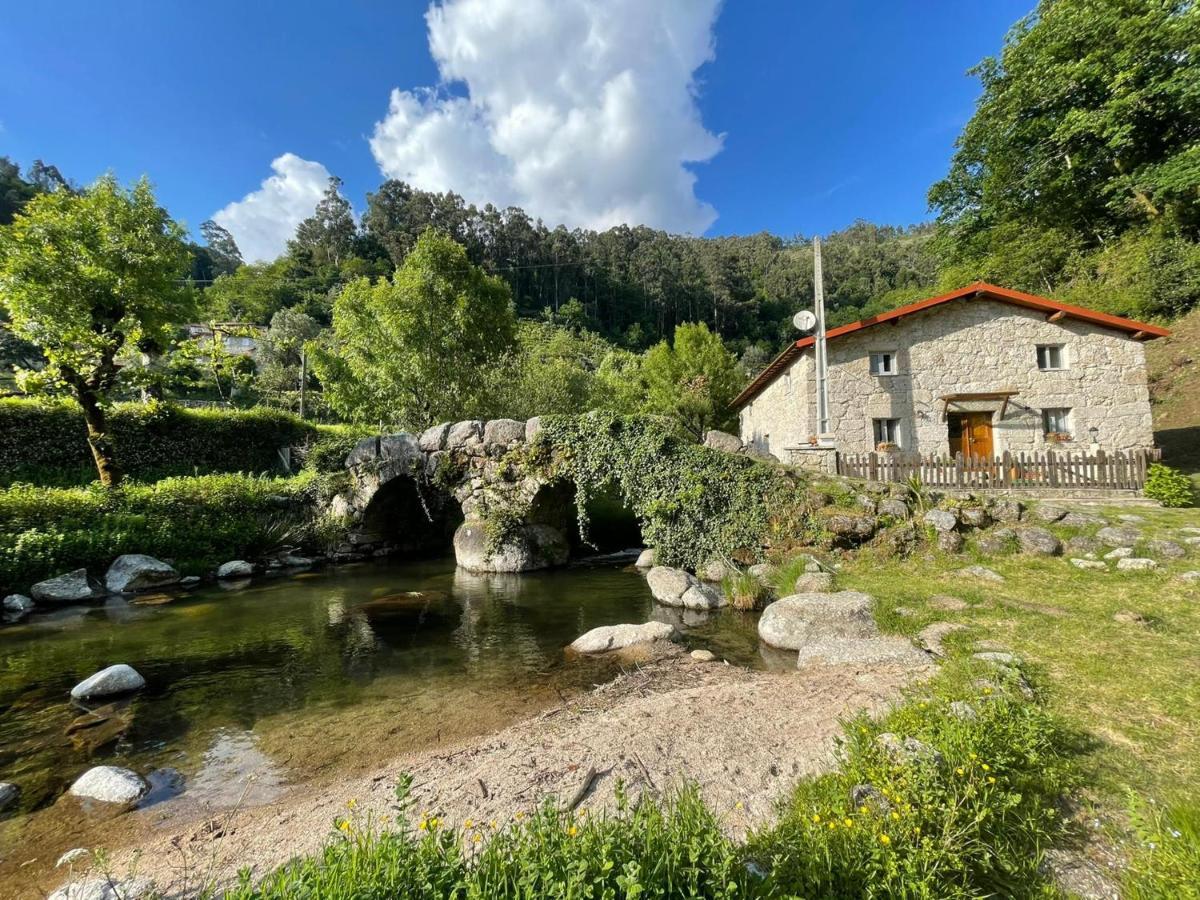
left=569, top=621, right=677, bottom=654
left=105, top=555, right=180, bottom=594
left=31, top=569, right=103, bottom=604
left=70, top=664, right=146, bottom=701
left=68, top=766, right=148, bottom=805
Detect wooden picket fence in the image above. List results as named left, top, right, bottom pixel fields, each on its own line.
left=837, top=448, right=1160, bottom=491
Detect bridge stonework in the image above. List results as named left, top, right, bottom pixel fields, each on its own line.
left=329, top=417, right=575, bottom=572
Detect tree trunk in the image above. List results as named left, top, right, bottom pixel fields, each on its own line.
left=76, top=385, right=123, bottom=487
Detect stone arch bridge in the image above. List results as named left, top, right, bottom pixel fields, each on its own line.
left=329, top=417, right=598, bottom=573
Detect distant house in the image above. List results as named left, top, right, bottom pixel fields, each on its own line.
left=184, top=323, right=266, bottom=359
left=734, top=283, right=1170, bottom=463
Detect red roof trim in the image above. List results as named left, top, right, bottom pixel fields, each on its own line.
left=731, top=282, right=1170, bottom=409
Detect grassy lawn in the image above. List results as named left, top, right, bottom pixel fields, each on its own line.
left=829, top=504, right=1200, bottom=806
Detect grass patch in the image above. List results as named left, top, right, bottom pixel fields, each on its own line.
left=1124, top=795, right=1200, bottom=899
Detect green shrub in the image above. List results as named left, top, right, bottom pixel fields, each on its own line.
left=1144, top=463, right=1195, bottom=508
left=300, top=426, right=376, bottom=474
left=0, top=473, right=310, bottom=589
left=0, top=398, right=317, bottom=485
left=1124, top=796, right=1200, bottom=899
left=539, top=412, right=813, bottom=569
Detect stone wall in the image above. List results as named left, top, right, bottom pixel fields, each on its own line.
left=739, top=297, right=1156, bottom=458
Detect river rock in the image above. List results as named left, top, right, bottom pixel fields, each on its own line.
left=937, top=531, right=965, bottom=553
left=1060, top=511, right=1106, bottom=528
left=31, top=569, right=103, bottom=604
left=877, top=497, right=909, bottom=519
left=1104, top=546, right=1134, bottom=560
left=646, top=566, right=723, bottom=609
left=277, top=554, right=315, bottom=569
left=483, top=418, right=526, bottom=446
left=1117, top=557, right=1157, bottom=571
left=1146, top=539, right=1187, bottom=560
left=634, top=548, right=656, bottom=568
left=68, top=766, right=148, bottom=805
left=1016, top=527, right=1062, bottom=556
left=105, top=555, right=180, bottom=594
left=1097, top=525, right=1142, bottom=548
left=569, top=621, right=677, bottom=654
left=703, top=430, right=743, bottom=454
left=924, top=509, right=958, bottom=533
left=698, top=558, right=730, bottom=582
left=217, top=560, right=255, bottom=579
left=70, top=664, right=146, bottom=701
left=1032, top=505, right=1067, bottom=523
left=1065, top=535, right=1102, bottom=557
left=454, top=522, right=569, bottom=573
left=3, top=593, right=34, bottom=613
left=1070, top=559, right=1107, bottom=570
left=758, top=591, right=875, bottom=650
left=793, top=572, right=835, bottom=593
left=0, top=781, right=18, bottom=812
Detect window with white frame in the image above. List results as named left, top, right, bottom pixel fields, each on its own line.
left=869, top=351, right=897, bottom=376
left=1042, top=407, right=1072, bottom=436
left=1036, top=344, right=1066, bottom=370
left=872, top=417, right=902, bottom=448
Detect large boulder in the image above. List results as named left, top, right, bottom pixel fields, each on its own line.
left=1016, top=527, right=1062, bottom=556
left=877, top=497, right=909, bottom=519
left=959, top=507, right=990, bottom=529
left=483, top=418, right=526, bottom=446
left=645, top=566, right=725, bottom=610
left=634, top=548, right=656, bottom=569
left=1032, top=505, right=1068, bottom=523
left=453, top=521, right=569, bottom=573
left=821, top=512, right=876, bottom=542
left=1097, top=525, right=1142, bottom=548
left=445, top=420, right=484, bottom=450
left=569, top=621, right=678, bottom=654
left=31, top=569, right=104, bottom=604
left=975, top=528, right=1016, bottom=555
left=796, top=636, right=928, bottom=668
left=703, top=430, right=743, bottom=454
left=105, top=555, right=180, bottom=594
left=70, top=664, right=146, bottom=701
left=988, top=498, right=1023, bottom=523
left=418, top=422, right=451, bottom=452
left=68, top=766, right=148, bottom=805
left=1146, top=539, right=1187, bottom=560
left=216, top=560, right=255, bottom=579
left=758, top=591, right=876, bottom=650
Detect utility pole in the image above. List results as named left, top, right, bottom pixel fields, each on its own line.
left=298, top=349, right=307, bottom=420
left=813, top=237, right=830, bottom=438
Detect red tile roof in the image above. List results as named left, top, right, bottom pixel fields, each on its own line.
left=731, top=282, right=1171, bottom=410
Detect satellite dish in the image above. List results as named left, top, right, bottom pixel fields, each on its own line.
left=793, top=310, right=817, bottom=332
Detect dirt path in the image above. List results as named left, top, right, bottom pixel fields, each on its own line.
left=46, top=652, right=930, bottom=898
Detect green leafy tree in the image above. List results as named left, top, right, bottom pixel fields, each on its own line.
left=256, top=308, right=322, bottom=411
left=290, top=176, right=357, bottom=267
left=641, top=322, right=744, bottom=438
left=200, top=219, right=244, bottom=276
left=931, top=0, right=1200, bottom=259
left=0, top=175, right=193, bottom=485
left=312, top=230, right=516, bottom=428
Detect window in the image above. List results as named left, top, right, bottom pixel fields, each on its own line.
left=869, top=351, right=897, bottom=376
left=1036, top=344, right=1066, bottom=370
left=872, top=418, right=902, bottom=447
left=1042, top=408, right=1072, bottom=436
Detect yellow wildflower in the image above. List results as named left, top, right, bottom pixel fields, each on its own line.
left=811, top=813, right=821, bottom=824
left=890, top=812, right=900, bottom=821
left=968, top=752, right=977, bottom=760
left=955, top=767, right=965, bottom=776
left=347, top=798, right=358, bottom=810
left=338, top=819, right=351, bottom=833
left=879, top=834, right=891, bottom=846
left=418, top=819, right=428, bottom=832
left=515, top=811, right=525, bottom=821
left=987, top=776, right=997, bottom=784
left=859, top=805, right=868, bottom=815
left=735, top=801, right=744, bottom=810
left=463, top=819, right=473, bottom=830
left=473, top=833, right=482, bottom=844
left=490, top=820, right=498, bottom=830
left=567, top=825, right=578, bottom=837
left=843, top=818, right=854, bottom=828
left=981, top=763, right=991, bottom=771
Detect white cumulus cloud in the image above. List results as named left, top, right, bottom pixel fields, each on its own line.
left=369, top=0, right=724, bottom=234
left=212, top=153, right=333, bottom=263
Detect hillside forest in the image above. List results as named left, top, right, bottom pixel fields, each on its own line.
left=1, top=0, right=1197, bottom=466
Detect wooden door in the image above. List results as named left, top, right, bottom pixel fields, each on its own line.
left=964, top=413, right=993, bottom=458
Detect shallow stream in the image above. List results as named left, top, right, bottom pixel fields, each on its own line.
left=0, top=555, right=765, bottom=878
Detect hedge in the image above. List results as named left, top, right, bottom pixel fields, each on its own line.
left=0, top=399, right=320, bottom=485
left=0, top=473, right=312, bottom=590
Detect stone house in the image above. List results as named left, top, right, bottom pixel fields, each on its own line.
left=734, top=283, right=1169, bottom=463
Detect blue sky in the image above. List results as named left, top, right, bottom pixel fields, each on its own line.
left=0, top=1, right=1032, bottom=259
